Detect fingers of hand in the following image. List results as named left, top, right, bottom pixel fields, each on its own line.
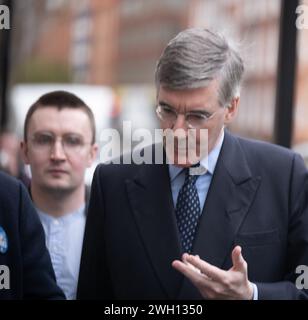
left=185, top=254, right=226, bottom=282
left=232, top=246, right=247, bottom=272
left=172, top=259, right=202, bottom=279
left=173, top=252, right=251, bottom=300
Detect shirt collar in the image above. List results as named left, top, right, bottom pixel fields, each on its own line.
left=37, top=204, right=86, bottom=225
left=169, top=129, right=225, bottom=181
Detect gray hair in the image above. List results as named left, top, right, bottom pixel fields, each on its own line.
left=155, top=28, right=244, bottom=107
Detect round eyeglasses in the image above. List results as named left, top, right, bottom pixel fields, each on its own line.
left=156, top=104, right=219, bottom=129
left=29, top=132, right=92, bottom=156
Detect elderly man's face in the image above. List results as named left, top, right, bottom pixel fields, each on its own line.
left=157, top=80, right=238, bottom=167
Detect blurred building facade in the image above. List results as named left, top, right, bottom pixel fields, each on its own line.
left=71, top=0, right=119, bottom=85
left=71, top=0, right=190, bottom=85
left=7, top=0, right=308, bottom=153
left=189, top=0, right=281, bottom=141
left=117, top=0, right=189, bottom=84
left=294, top=0, right=308, bottom=153
left=11, top=0, right=72, bottom=82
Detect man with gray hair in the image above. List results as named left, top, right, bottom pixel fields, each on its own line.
left=78, top=28, right=308, bottom=300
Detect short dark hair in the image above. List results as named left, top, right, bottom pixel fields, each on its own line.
left=24, top=90, right=96, bottom=144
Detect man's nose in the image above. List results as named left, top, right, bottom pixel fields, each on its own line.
left=50, top=140, right=66, bottom=161
left=172, top=114, right=188, bottom=131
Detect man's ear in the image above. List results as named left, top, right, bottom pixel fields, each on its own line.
left=20, top=141, right=30, bottom=164
left=87, top=143, right=98, bottom=167
left=224, top=97, right=240, bottom=124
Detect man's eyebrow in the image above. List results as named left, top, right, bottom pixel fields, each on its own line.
left=160, top=102, right=212, bottom=113
left=33, top=131, right=83, bottom=136
left=188, top=109, right=212, bottom=115
left=33, top=130, right=53, bottom=135
left=158, top=101, right=173, bottom=108
left=158, top=101, right=213, bottom=114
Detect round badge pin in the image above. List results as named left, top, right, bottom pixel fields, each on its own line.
left=0, top=226, right=8, bottom=254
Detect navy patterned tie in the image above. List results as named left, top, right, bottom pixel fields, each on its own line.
left=175, top=168, right=201, bottom=253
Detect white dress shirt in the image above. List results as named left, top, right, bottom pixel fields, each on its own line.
left=37, top=205, right=86, bottom=300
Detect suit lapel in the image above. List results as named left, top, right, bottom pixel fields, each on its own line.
left=178, top=131, right=261, bottom=299
left=125, top=162, right=183, bottom=299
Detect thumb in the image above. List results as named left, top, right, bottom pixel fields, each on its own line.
left=232, top=246, right=246, bottom=271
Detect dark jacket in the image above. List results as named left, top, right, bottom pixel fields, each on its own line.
left=0, top=171, right=65, bottom=299
left=78, top=131, right=308, bottom=300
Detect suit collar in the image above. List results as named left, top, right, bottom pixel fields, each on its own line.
left=191, top=129, right=259, bottom=264
left=221, top=130, right=253, bottom=184
left=125, top=161, right=183, bottom=299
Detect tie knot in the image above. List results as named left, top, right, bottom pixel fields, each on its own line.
left=184, top=168, right=199, bottom=185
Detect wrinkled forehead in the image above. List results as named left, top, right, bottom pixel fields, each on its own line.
left=27, top=107, right=92, bottom=137
left=157, top=81, right=220, bottom=111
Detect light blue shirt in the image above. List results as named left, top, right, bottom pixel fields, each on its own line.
left=169, top=131, right=224, bottom=209
left=168, top=130, right=258, bottom=300
left=37, top=205, right=86, bottom=300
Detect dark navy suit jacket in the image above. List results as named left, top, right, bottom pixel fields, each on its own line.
left=0, top=172, right=65, bottom=299
left=78, top=131, right=308, bottom=300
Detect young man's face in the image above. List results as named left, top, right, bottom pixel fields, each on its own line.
left=157, top=80, right=238, bottom=167
left=21, top=107, right=97, bottom=194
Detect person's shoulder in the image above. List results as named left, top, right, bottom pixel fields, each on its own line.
left=0, top=172, right=26, bottom=221
left=94, top=161, right=140, bottom=179
left=226, top=131, right=308, bottom=175
left=0, top=171, right=22, bottom=199
left=95, top=144, right=159, bottom=178
left=232, top=133, right=297, bottom=159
